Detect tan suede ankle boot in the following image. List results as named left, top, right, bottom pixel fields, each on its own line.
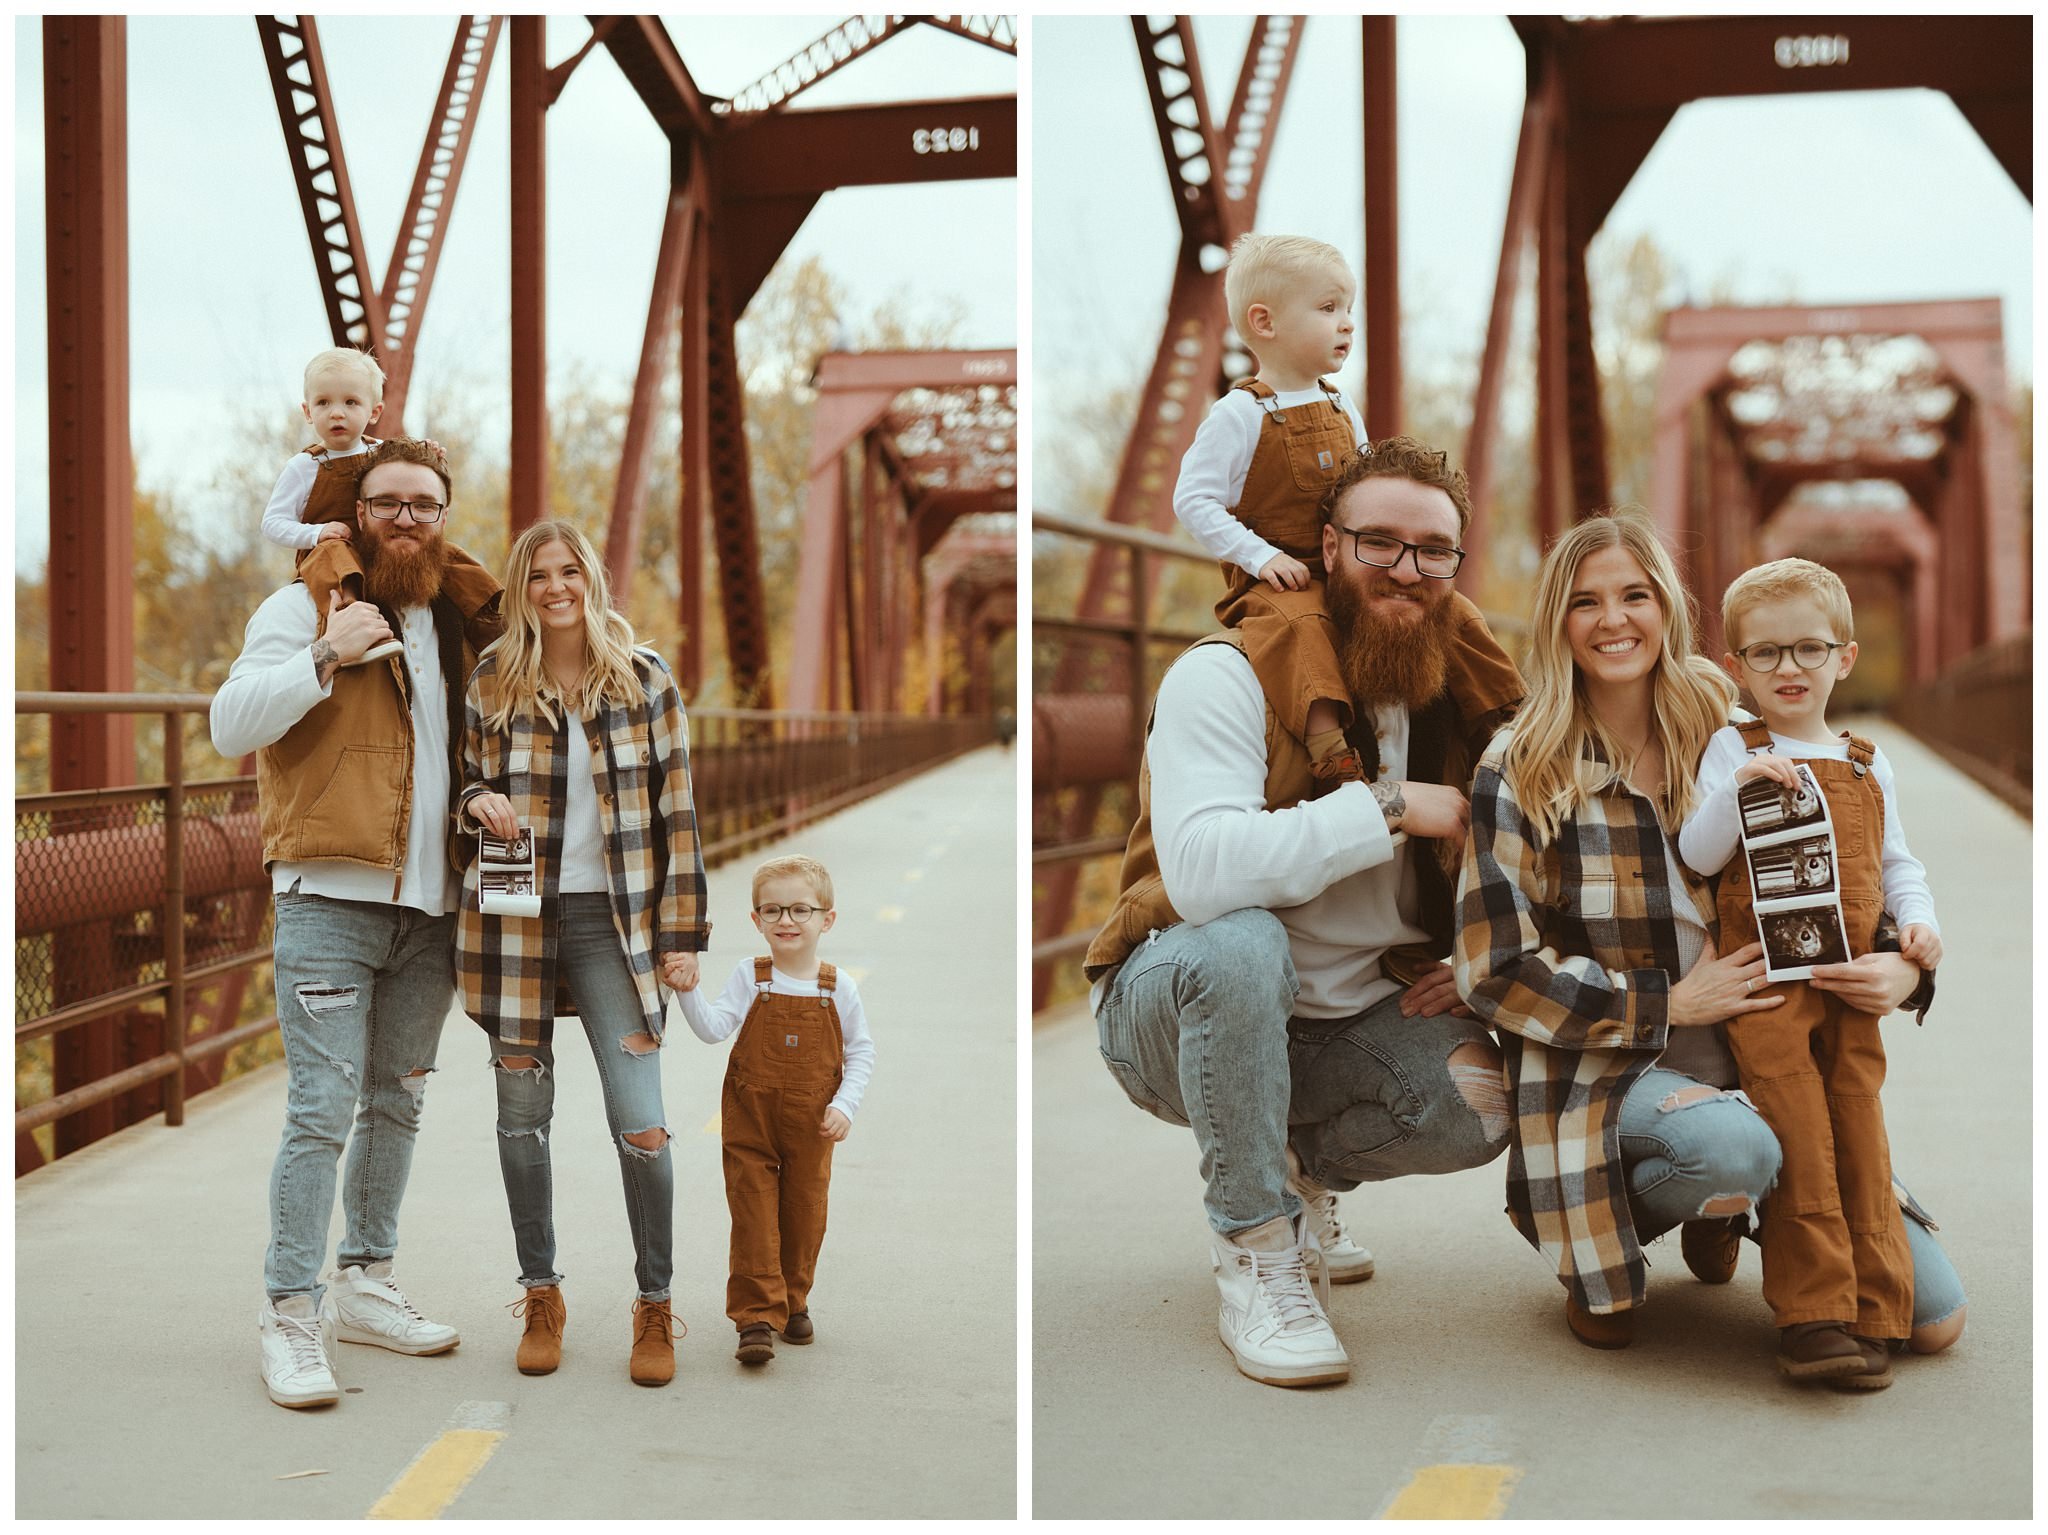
left=514, top=1285, right=565, bottom=1376
left=630, top=1298, right=677, bottom=1386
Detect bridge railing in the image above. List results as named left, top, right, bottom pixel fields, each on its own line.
left=1891, top=634, right=2032, bottom=818
left=15, top=692, right=993, bottom=1172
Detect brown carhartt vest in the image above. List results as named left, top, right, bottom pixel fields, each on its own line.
left=1081, top=632, right=1479, bottom=982
left=256, top=567, right=499, bottom=882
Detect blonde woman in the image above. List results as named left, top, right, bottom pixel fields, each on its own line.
left=456, top=519, right=709, bottom=1387
left=1453, top=511, right=1957, bottom=1362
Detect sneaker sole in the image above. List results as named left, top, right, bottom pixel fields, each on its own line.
left=1777, top=1353, right=1869, bottom=1380
left=1327, top=1258, right=1375, bottom=1284
left=264, top=1378, right=340, bottom=1409
left=1217, top=1330, right=1349, bottom=1387
left=335, top=1327, right=460, bottom=1357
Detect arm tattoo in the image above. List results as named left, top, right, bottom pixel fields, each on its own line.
left=1370, top=778, right=1405, bottom=832
left=312, top=639, right=339, bottom=688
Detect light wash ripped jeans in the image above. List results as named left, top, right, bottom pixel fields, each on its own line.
left=1621, top=1066, right=1965, bottom=1330
left=1095, top=907, right=1509, bottom=1240
left=266, top=888, right=456, bottom=1304
left=490, top=894, right=674, bottom=1302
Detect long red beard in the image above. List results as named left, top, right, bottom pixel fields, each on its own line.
left=1326, top=570, right=1456, bottom=712
left=361, top=532, right=448, bottom=611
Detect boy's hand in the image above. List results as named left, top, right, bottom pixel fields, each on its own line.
left=819, top=1107, right=851, bottom=1141
left=660, top=953, right=700, bottom=992
left=317, top=521, right=353, bottom=543
left=1259, top=552, right=1311, bottom=591
left=1734, top=753, right=1802, bottom=790
left=1899, top=924, right=1943, bottom=969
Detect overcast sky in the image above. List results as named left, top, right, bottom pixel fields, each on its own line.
left=13, top=15, right=1017, bottom=571
left=1032, top=14, right=2032, bottom=505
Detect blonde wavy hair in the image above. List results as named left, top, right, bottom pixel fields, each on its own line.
left=1501, top=509, right=1734, bottom=842
left=483, top=520, right=644, bottom=732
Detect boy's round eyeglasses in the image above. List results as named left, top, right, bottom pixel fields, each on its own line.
left=361, top=495, right=447, bottom=523
left=1343, top=530, right=1464, bottom=578
left=1733, top=639, right=1849, bottom=674
left=755, top=904, right=823, bottom=922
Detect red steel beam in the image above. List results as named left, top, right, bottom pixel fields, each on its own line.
left=508, top=17, right=547, bottom=532
left=1360, top=16, right=1401, bottom=442
left=712, top=95, right=1017, bottom=199
left=597, top=14, right=716, bottom=140
left=1131, top=16, right=1238, bottom=253
left=676, top=209, right=711, bottom=694
left=376, top=16, right=503, bottom=430
left=606, top=181, right=699, bottom=603
left=254, top=16, right=388, bottom=354
left=702, top=261, right=773, bottom=703
left=713, top=14, right=914, bottom=115
left=43, top=16, right=136, bottom=1153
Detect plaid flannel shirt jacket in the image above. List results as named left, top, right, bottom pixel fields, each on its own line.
left=455, top=646, right=710, bottom=1049
left=1453, top=727, right=1713, bottom=1315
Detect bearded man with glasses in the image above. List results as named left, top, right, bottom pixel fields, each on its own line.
left=1082, top=437, right=1525, bottom=1388
left=212, top=437, right=503, bottom=1409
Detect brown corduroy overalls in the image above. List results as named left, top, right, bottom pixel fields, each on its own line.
left=1716, top=719, right=1914, bottom=1338
left=721, top=958, right=845, bottom=1331
left=1213, top=378, right=1358, bottom=740
left=291, top=442, right=500, bottom=618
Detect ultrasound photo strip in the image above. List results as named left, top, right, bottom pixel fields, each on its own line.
left=1736, top=763, right=1849, bottom=981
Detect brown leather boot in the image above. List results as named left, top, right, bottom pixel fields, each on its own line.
left=513, top=1285, right=565, bottom=1376
left=735, top=1324, right=775, bottom=1365
left=1777, top=1321, right=1866, bottom=1380
left=1826, top=1335, right=1895, bottom=1392
left=1564, top=1294, right=1636, bottom=1350
left=630, top=1299, right=678, bottom=1387
left=782, top=1310, right=814, bottom=1345
left=1679, top=1218, right=1742, bottom=1285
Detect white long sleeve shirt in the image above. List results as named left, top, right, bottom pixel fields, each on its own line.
left=1172, top=384, right=1368, bottom=578
left=262, top=443, right=372, bottom=551
left=1678, top=723, right=1939, bottom=932
left=209, top=583, right=456, bottom=914
left=679, top=959, right=876, bottom=1121
left=1113, top=642, right=1427, bottom=1020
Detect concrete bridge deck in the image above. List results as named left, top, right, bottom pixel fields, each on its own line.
left=1033, top=720, right=2030, bottom=1519
left=17, top=747, right=1018, bottom=1520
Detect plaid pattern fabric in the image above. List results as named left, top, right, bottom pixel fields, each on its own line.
left=1454, top=728, right=1715, bottom=1314
left=455, top=646, right=710, bottom=1049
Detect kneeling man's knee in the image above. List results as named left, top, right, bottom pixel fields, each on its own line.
left=1180, top=908, right=1297, bottom=1017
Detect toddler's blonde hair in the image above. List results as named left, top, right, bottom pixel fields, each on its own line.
left=753, top=854, right=834, bottom=910
left=1721, top=557, right=1855, bottom=648
left=303, top=346, right=385, bottom=402
left=1223, top=233, right=1351, bottom=344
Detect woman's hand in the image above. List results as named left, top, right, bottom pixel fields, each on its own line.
left=660, top=952, right=699, bottom=992
left=467, top=791, right=519, bottom=841
left=1397, top=960, right=1471, bottom=1019
left=1668, top=937, right=1785, bottom=1027
left=1808, top=951, right=1924, bottom=1014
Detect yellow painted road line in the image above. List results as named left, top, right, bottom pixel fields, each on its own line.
left=367, top=1402, right=511, bottom=1520
left=1380, top=1464, right=1521, bottom=1519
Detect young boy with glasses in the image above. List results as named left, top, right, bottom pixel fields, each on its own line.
left=1177, top=234, right=1514, bottom=789
left=1678, top=557, right=1943, bottom=1391
left=262, top=346, right=494, bottom=665
left=674, top=854, right=876, bottom=1366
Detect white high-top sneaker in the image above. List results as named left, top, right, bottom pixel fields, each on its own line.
left=1211, top=1211, right=1350, bottom=1387
left=1286, top=1147, right=1376, bottom=1283
left=260, top=1295, right=340, bottom=1409
left=323, top=1261, right=460, bottom=1356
